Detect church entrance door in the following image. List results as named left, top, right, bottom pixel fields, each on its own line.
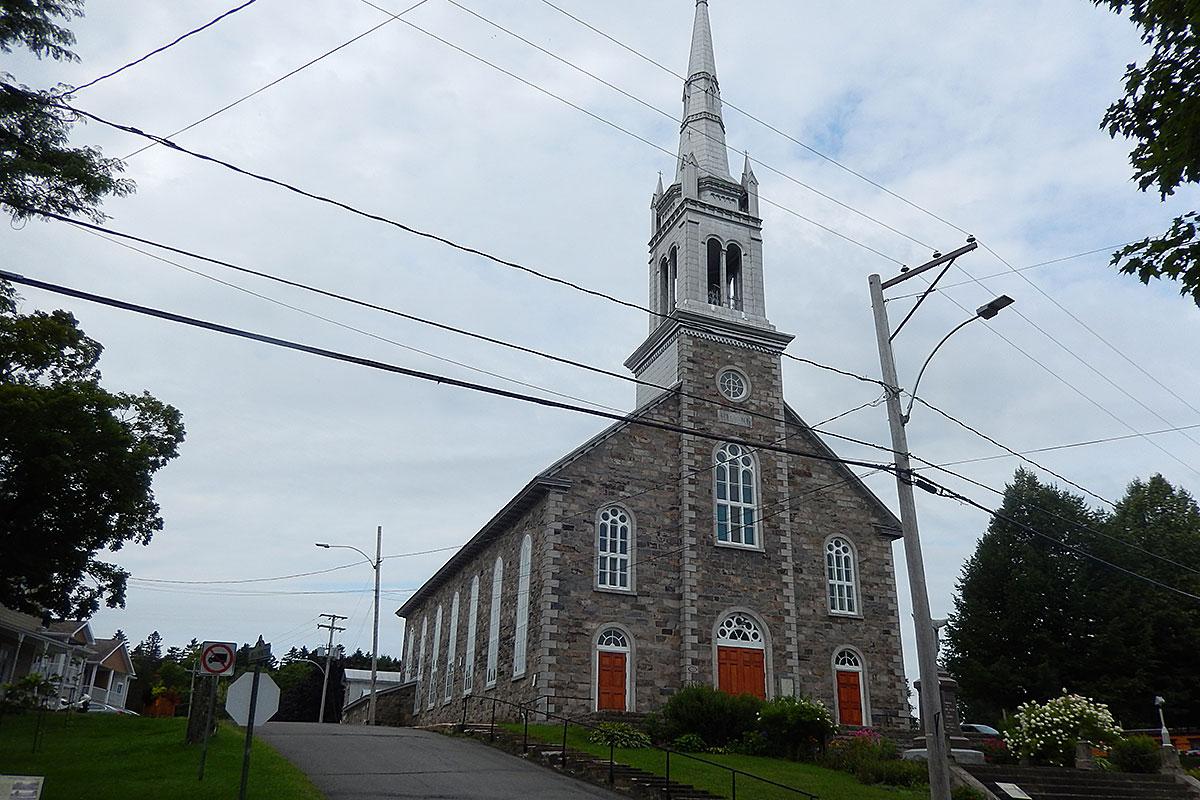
left=836, top=670, right=863, bottom=726
left=597, top=651, right=627, bottom=711
left=716, top=646, right=765, bottom=699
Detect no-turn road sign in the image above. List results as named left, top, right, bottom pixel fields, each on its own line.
left=199, top=641, right=236, bottom=677
left=225, top=672, right=279, bottom=727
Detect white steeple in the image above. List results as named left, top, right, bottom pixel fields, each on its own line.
left=677, top=0, right=732, bottom=182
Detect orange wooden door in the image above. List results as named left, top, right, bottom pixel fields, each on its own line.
left=597, top=651, right=627, bottom=711
left=717, top=646, right=766, bottom=700
left=836, top=670, right=863, bottom=726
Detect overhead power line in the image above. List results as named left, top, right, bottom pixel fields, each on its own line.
left=925, top=422, right=1200, bottom=469
left=0, top=268, right=898, bottom=476
left=65, top=0, right=261, bottom=95
left=123, top=0, right=433, bottom=159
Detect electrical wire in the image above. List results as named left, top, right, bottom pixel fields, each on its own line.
left=64, top=0, right=261, bottom=96
left=926, top=422, right=1200, bottom=468
left=122, top=0, right=433, bottom=159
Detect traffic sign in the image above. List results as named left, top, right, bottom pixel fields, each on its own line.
left=198, top=641, right=236, bottom=676
left=225, top=672, right=279, bottom=727
left=247, top=641, right=272, bottom=664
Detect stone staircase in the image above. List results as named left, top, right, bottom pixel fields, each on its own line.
left=455, top=722, right=725, bottom=799
left=964, top=764, right=1198, bottom=800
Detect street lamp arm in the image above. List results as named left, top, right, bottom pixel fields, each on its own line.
left=316, top=542, right=375, bottom=566
left=902, top=316, right=978, bottom=422
left=298, top=659, right=326, bottom=677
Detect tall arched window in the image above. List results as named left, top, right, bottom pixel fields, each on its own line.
left=706, top=238, right=723, bottom=304
left=427, top=604, right=442, bottom=709
left=595, top=626, right=631, bottom=712
left=416, top=615, right=428, bottom=709
left=444, top=591, right=460, bottom=702
left=715, top=443, right=758, bottom=547
left=403, top=627, right=415, bottom=681
left=485, top=556, right=503, bottom=688
left=513, top=535, right=532, bottom=677
left=833, top=648, right=867, bottom=727
left=668, top=245, right=678, bottom=310
left=596, top=506, right=632, bottom=591
left=463, top=575, right=479, bottom=695
left=658, top=256, right=669, bottom=316
left=726, top=243, right=743, bottom=310
left=826, top=537, right=859, bottom=615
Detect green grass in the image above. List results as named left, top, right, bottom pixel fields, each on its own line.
left=507, top=723, right=928, bottom=800
left=0, top=712, right=322, bottom=800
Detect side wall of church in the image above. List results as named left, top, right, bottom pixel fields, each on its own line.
left=401, top=495, right=557, bottom=725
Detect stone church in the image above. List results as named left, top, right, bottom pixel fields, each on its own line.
left=397, top=0, right=910, bottom=733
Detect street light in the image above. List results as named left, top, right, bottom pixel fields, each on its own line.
left=1155, top=695, right=1170, bottom=748
left=316, top=526, right=382, bottom=726
left=868, top=240, right=1014, bottom=800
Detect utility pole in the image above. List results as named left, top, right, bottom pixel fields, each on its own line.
left=369, top=525, right=382, bottom=727
left=317, top=614, right=347, bottom=724
left=868, top=241, right=979, bottom=800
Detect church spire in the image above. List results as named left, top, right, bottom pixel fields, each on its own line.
left=677, top=0, right=731, bottom=181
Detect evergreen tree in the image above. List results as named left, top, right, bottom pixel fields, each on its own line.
left=944, top=469, right=1105, bottom=722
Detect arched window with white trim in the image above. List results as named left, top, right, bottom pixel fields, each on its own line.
left=416, top=615, right=428, bottom=709
left=715, top=443, right=758, bottom=547
left=595, top=626, right=631, bottom=712
left=427, top=604, right=442, bottom=709
left=463, top=575, right=479, bottom=695
left=485, top=556, right=503, bottom=688
left=826, top=537, right=859, bottom=615
left=833, top=647, right=868, bottom=727
left=403, top=627, right=414, bottom=681
left=596, top=506, right=632, bottom=591
left=513, top=534, right=532, bottom=677
left=444, top=591, right=460, bottom=702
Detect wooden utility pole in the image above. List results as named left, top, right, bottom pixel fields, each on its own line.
left=317, top=613, right=346, bottom=723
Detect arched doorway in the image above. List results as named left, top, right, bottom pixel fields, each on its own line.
left=715, top=612, right=766, bottom=699
left=595, top=627, right=630, bottom=711
left=833, top=648, right=867, bottom=727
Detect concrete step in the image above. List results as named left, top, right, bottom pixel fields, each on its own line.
left=965, top=764, right=1195, bottom=800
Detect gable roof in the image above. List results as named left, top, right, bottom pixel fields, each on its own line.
left=783, top=403, right=902, bottom=536
left=88, top=637, right=135, bottom=676
left=396, top=389, right=679, bottom=618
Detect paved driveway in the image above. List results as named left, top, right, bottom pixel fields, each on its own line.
left=258, top=722, right=624, bottom=800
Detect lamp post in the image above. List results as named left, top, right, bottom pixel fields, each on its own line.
left=316, top=526, right=382, bottom=725
left=868, top=240, right=1013, bottom=800
left=1155, top=696, right=1170, bottom=748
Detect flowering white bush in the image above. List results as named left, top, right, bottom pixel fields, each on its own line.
left=1004, top=691, right=1123, bottom=766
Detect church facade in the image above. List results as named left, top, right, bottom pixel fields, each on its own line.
left=397, top=0, right=910, bottom=733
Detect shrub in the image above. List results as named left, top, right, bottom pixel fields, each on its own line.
left=756, top=695, right=836, bottom=760
left=729, top=730, right=769, bottom=756
left=660, top=684, right=762, bottom=747
left=1004, top=692, right=1122, bottom=766
left=587, top=722, right=651, bottom=749
left=951, top=786, right=986, bottom=800
left=979, top=736, right=1014, bottom=764
left=820, top=729, right=898, bottom=775
left=1108, top=736, right=1161, bottom=773
left=855, top=758, right=927, bottom=787
left=672, top=733, right=708, bottom=752
left=0, top=674, right=57, bottom=713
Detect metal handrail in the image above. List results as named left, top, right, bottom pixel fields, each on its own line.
left=460, top=693, right=819, bottom=800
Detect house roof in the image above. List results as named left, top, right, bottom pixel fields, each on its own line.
left=48, top=619, right=94, bottom=646
left=0, top=606, right=95, bottom=651
left=88, top=637, right=136, bottom=677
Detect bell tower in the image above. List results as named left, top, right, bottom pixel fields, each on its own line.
left=627, top=0, right=792, bottom=407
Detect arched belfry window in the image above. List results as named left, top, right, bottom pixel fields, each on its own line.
left=715, top=443, right=758, bottom=547
left=668, top=245, right=678, bottom=311
left=726, top=243, right=743, bottom=311
left=596, top=506, right=632, bottom=591
left=706, top=238, right=723, bottom=304
left=658, top=256, right=670, bottom=316
left=826, top=537, right=859, bottom=615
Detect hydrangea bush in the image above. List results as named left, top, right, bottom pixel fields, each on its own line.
left=1004, top=691, right=1123, bottom=766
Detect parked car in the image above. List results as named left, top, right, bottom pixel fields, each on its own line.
left=961, top=723, right=1002, bottom=736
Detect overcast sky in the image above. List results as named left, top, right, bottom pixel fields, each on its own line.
left=4, top=1, right=1198, bottom=690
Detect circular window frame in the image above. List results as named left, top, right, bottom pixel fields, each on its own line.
left=717, top=367, right=751, bottom=402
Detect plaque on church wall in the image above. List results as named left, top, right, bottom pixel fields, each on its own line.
left=718, top=410, right=752, bottom=428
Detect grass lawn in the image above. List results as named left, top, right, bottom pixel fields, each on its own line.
left=0, top=712, right=322, bottom=800
left=508, top=723, right=928, bottom=800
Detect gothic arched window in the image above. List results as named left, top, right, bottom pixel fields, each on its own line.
left=513, top=534, right=532, bottom=677
left=463, top=575, right=479, bottom=695
left=706, top=238, right=723, bottom=304
left=444, top=591, right=460, bottom=702
left=596, top=506, right=633, bottom=591
left=485, top=556, right=503, bottom=688
left=726, top=243, right=743, bottom=310
left=715, top=443, right=758, bottom=547
left=826, top=537, right=859, bottom=615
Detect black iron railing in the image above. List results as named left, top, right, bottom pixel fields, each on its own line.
left=459, top=693, right=819, bottom=800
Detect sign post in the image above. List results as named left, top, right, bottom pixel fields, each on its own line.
left=224, top=637, right=276, bottom=800
left=196, top=639, right=237, bottom=780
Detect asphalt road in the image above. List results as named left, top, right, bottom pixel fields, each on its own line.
left=258, top=721, right=625, bottom=799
